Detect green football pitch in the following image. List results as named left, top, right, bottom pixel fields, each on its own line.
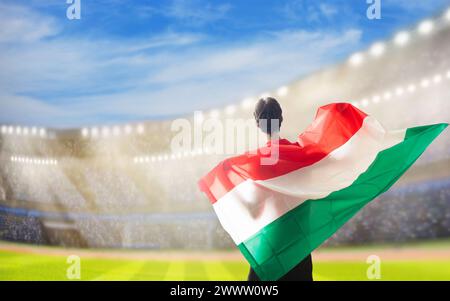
left=1, top=240, right=450, bottom=280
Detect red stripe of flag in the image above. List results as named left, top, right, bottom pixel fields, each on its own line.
left=198, top=103, right=368, bottom=204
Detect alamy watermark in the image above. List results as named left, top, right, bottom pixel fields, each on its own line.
left=66, top=255, right=81, bottom=280
left=366, top=0, right=382, bottom=20
left=366, top=255, right=382, bottom=280
left=170, top=113, right=281, bottom=165
left=66, top=0, right=81, bottom=20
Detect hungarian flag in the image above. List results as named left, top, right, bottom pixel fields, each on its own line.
left=198, top=102, right=447, bottom=281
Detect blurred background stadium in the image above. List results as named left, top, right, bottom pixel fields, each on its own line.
left=0, top=4, right=450, bottom=280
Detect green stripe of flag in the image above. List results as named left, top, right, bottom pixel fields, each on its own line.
left=238, top=123, right=448, bottom=281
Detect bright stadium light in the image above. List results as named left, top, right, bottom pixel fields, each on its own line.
left=101, top=126, right=110, bottom=137
left=418, top=20, right=434, bottom=35
left=361, top=98, right=369, bottom=107
left=277, top=86, right=289, bottom=97
left=383, top=91, right=392, bottom=100
left=91, top=127, right=99, bottom=138
left=394, top=31, right=410, bottom=46
left=445, top=8, right=450, bottom=21
left=15, top=126, right=22, bottom=135
left=8, top=126, right=13, bottom=134
left=372, top=95, right=380, bottom=104
left=137, top=124, right=145, bottom=135
left=111, top=126, right=120, bottom=136
left=407, top=84, right=416, bottom=93
left=433, top=74, right=442, bottom=84
left=241, top=98, right=254, bottom=109
left=81, top=128, right=89, bottom=138
left=447, top=70, right=450, bottom=79
left=210, top=110, right=220, bottom=119
left=1, top=125, right=6, bottom=134
left=225, top=105, right=236, bottom=115
left=420, top=78, right=430, bottom=88
left=39, top=128, right=46, bottom=138
left=124, top=124, right=132, bottom=135
left=349, top=52, right=364, bottom=66
left=23, top=127, right=29, bottom=136
left=31, top=127, right=37, bottom=136
left=395, top=87, right=404, bottom=96
left=370, top=42, right=385, bottom=57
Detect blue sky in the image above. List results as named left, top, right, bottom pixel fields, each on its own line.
left=0, top=0, right=449, bottom=127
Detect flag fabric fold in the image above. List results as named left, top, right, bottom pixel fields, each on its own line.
left=198, top=102, right=448, bottom=281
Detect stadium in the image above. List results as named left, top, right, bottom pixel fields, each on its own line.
left=1, top=5, right=450, bottom=281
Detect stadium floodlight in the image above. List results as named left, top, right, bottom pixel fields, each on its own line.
left=31, top=127, right=37, bottom=136
left=91, top=127, right=99, bottom=138
left=176, top=153, right=182, bottom=159
left=124, top=124, right=133, bottom=135
left=23, top=127, right=29, bottom=136
left=446, top=8, right=450, bottom=21
left=101, top=126, right=110, bottom=138
left=151, top=156, right=156, bottom=162
left=420, top=78, right=430, bottom=88
left=133, top=157, right=138, bottom=164
left=361, top=98, right=369, bottom=107
left=349, top=52, right=364, bottom=67
left=163, top=155, right=169, bottom=161
left=39, top=128, right=46, bottom=138
left=10, top=156, right=14, bottom=162
left=447, top=70, right=450, bottom=79
left=370, top=42, right=385, bottom=57
left=8, top=126, right=13, bottom=134
left=1, top=125, right=6, bottom=134
left=112, top=126, right=121, bottom=136
left=277, top=86, right=289, bottom=97
left=137, top=124, right=145, bottom=135
left=81, top=128, right=89, bottom=138
left=372, top=95, right=380, bottom=104
left=145, top=156, right=150, bottom=163
left=383, top=92, right=392, bottom=100
left=433, top=74, right=442, bottom=84
left=210, top=110, right=220, bottom=119
left=241, top=98, right=254, bottom=109
left=394, top=31, right=410, bottom=46
left=15, top=126, right=22, bottom=135
left=407, top=84, right=416, bottom=93
left=225, top=105, right=236, bottom=115
left=418, top=20, right=434, bottom=35
left=395, top=87, right=404, bottom=96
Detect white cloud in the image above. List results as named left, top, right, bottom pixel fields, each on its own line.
left=0, top=3, right=362, bottom=127
left=0, top=3, right=59, bottom=43
left=164, top=0, right=232, bottom=25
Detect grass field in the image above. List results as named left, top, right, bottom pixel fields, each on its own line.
left=1, top=240, right=450, bottom=280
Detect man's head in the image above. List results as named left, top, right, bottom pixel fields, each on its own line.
left=254, top=97, right=283, bottom=135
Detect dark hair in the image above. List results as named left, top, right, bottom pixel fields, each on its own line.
left=253, top=97, right=283, bottom=135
